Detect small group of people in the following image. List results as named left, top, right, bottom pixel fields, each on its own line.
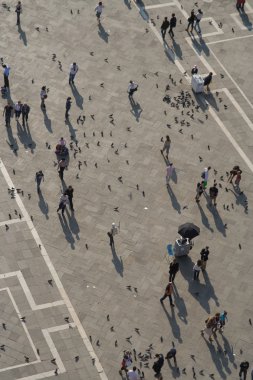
left=186, top=9, right=203, bottom=34
left=160, top=14, right=177, bottom=40
left=57, top=186, right=74, bottom=215
left=228, top=165, right=242, bottom=187
left=3, top=101, right=30, bottom=127
left=152, top=349, right=178, bottom=379
left=201, top=311, right=228, bottom=342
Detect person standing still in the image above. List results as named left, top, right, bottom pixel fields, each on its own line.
left=95, top=2, right=104, bottom=24
left=128, top=80, right=138, bottom=97
left=186, top=10, right=195, bottom=33
left=161, top=17, right=170, bottom=40
left=3, top=102, right=13, bottom=127
left=195, top=9, right=203, bottom=34
left=15, top=1, right=22, bottom=25
left=21, top=103, right=30, bottom=126
left=204, top=72, right=213, bottom=92
left=169, top=13, right=177, bottom=38
left=2, top=64, right=10, bottom=89
left=193, top=260, right=202, bottom=280
left=69, top=62, right=78, bottom=85
left=160, top=281, right=174, bottom=306
left=161, top=135, right=171, bottom=159
left=65, top=185, right=74, bottom=211
left=35, top=170, right=44, bottom=193
left=65, top=97, right=71, bottom=120
left=58, top=158, right=67, bottom=181
left=40, top=86, right=47, bottom=109
left=57, top=192, right=69, bottom=216
left=209, top=183, right=218, bottom=206
left=169, top=259, right=179, bottom=282
left=200, top=246, right=209, bottom=271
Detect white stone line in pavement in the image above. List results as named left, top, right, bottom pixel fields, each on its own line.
left=207, top=34, right=253, bottom=45
left=0, top=160, right=108, bottom=380
left=0, top=288, right=40, bottom=373
left=132, top=1, right=253, bottom=174
left=208, top=46, right=253, bottom=111
left=19, top=372, right=56, bottom=380
left=0, top=271, right=65, bottom=310
left=144, top=2, right=175, bottom=10
left=0, top=218, right=25, bottom=227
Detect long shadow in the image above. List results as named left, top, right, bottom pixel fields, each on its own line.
left=98, top=23, right=109, bottom=43
left=221, top=334, right=237, bottom=368
left=202, top=338, right=227, bottom=379
left=26, top=124, right=36, bottom=153
left=206, top=203, right=226, bottom=237
left=173, top=284, right=188, bottom=324
left=172, top=39, right=183, bottom=60
left=58, top=214, right=75, bottom=249
left=38, top=191, right=49, bottom=219
left=111, top=245, right=123, bottom=277
left=166, top=183, right=181, bottom=214
left=65, top=119, right=78, bottom=140
left=171, top=168, right=177, bottom=184
left=197, top=202, right=214, bottom=232
left=202, top=270, right=220, bottom=310
left=167, top=358, right=180, bottom=379
left=228, top=187, right=248, bottom=214
left=129, top=97, right=142, bottom=121
left=70, top=83, right=83, bottom=110
left=42, top=109, right=53, bottom=133
left=6, top=125, right=19, bottom=155
left=164, top=44, right=175, bottom=64
left=16, top=121, right=36, bottom=152
left=161, top=302, right=182, bottom=343
left=239, top=11, right=253, bottom=30
left=204, top=92, right=219, bottom=111
left=123, top=0, right=131, bottom=9
left=191, top=90, right=208, bottom=112
left=135, top=0, right=149, bottom=20
left=18, top=24, right=27, bottom=46
left=66, top=208, right=80, bottom=240
left=192, top=34, right=210, bottom=57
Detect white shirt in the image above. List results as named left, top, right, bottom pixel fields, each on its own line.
left=60, top=194, right=69, bottom=205
left=95, top=4, right=103, bottom=13
left=14, top=103, right=22, bottom=111
left=127, top=370, right=139, bottom=380
left=40, top=89, right=47, bottom=99
left=69, top=64, right=78, bottom=75
left=193, top=263, right=201, bottom=272
left=128, top=82, right=138, bottom=92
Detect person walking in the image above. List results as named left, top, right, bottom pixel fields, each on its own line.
left=228, top=165, right=242, bottom=184
left=219, top=311, right=228, bottom=332
left=128, top=80, right=138, bottom=97
left=65, top=97, right=72, bottom=120
left=191, top=65, right=198, bottom=75
left=166, top=163, right=174, bottom=185
left=165, top=348, right=177, bottom=368
left=152, top=354, right=164, bottom=378
left=234, top=170, right=242, bottom=188
left=161, top=135, right=171, bottom=158
left=161, top=17, right=170, bottom=40
left=2, top=64, right=10, bottom=89
left=40, top=86, right=47, bottom=109
left=200, top=246, right=209, bottom=271
left=160, top=281, right=174, bottom=306
left=95, top=2, right=104, bottom=24
left=3, top=102, right=13, bottom=127
left=15, top=1, right=22, bottom=25
left=169, top=258, right=179, bottom=282
left=69, top=62, right=78, bottom=85
left=65, top=185, right=74, bottom=211
left=119, top=351, right=132, bottom=377
left=195, top=181, right=204, bottom=202
left=209, top=183, right=218, bottom=206
left=21, top=103, right=30, bottom=125
left=14, top=101, right=22, bottom=121
left=201, top=166, right=211, bottom=189
left=195, top=9, right=203, bottom=34
left=35, top=170, right=44, bottom=193
left=239, top=361, right=249, bottom=380
left=107, top=231, right=114, bottom=248
left=193, top=260, right=202, bottom=280
left=201, top=315, right=217, bottom=342
left=204, top=72, right=213, bottom=92
left=58, top=158, right=67, bottom=181
left=186, top=10, right=195, bottom=33
left=57, top=192, right=69, bottom=216
left=127, top=366, right=140, bottom=380
left=169, top=13, right=177, bottom=38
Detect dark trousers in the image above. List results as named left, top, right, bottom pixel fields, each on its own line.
left=68, top=197, right=74, bottom=211
left=160, top=293, right=173, bottom=305
left=161, top=28, right=167, bottom=39
left=17, top=12, right=20, bottom=25
left=58, top=167, right=65, bottom=180
left=15, top=110, right=21, bottom=119
left=57, top=202, right=66, bottom=215
left=22, top=113, right=28, bottom=125
left=129, top=88, right=137, bottom=97
left=193, top=270, right=200, bottom=280
left=168, top=26, right=174, bottom=37
left=239, top=369, right=247, bottom=380
left=65, top=109, right=70, bottom=119
left=4, top=75, right=9, bottom=88
left=36, top=179, right=42, bottom=192
left=69, top=73, right=75, bottom=84
left=5, top=114, right=11, bottom=127
left=169, top=272, right=176, bottom=282
left=187, top=21, right=194, bottom=31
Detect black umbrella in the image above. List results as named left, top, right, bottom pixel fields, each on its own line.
left=178, top=223, right=200, bottom=240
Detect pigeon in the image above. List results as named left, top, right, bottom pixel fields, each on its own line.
left=160, top=336, right=163, bottom=342
left=2, top=323, right=6, bottom=330
left=199, top=156, right=203, bottom=162
left=220, top=73, right=224, bottom=79
left=0, top=344, right=5, bottom=351
left=191, top=354, right=195, bottom=361
left=51, top=358, right=56, bottom=364
left=89, top=336, right=92, bottom=342
left=64, top=317, right=70, bottom=323
left=37, top=348, right=40, bottom=355
left=8, top=214, right=11, bottom=219
left=232, top=27, right=234, bottom=33
left=199, top=370, right=204, bottom=375
left=115, top=340, right=118, bottom=347
left=134, top=287, right=138, bottom=292
left=25, top=356, right=29, bottom=363
left=70, top=9, right=73, bottom=14
left=108, top=185, right=111, bottom=191
left=20, top=316, right=26, bottom=322
left=48, top=279, right=53, bottom=286
left=126, top=285, right=132, bottom=290
left=114, top=207, right=119, bottom=212
left=142, top=191, right=145, bottom=197
left=135, top=328, right=140, bottom=334
left=96, top=340, right=100, bottom=346
left=107, top=314, right=110, bottom=321
left=75, top=356, right=79, bottom=362
left=54, top=369, right=58, bottom=375
left=118, top=176, right=123, bottom=182
left=249, top=318, right=252, bottom=325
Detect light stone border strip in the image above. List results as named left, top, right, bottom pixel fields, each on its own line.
left=0, top=218, right=25, bottom=227
left=0, top=160, right=108, bottom=380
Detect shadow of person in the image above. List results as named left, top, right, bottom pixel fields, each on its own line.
left=98, top=23, right=109, bottom=43
left=18, top=24, right=27, bottom=46
left=6, top=125, right=19, bottom=155
left=191, top=34, right=210, bottom=57
left=58, top=213, right=75, bottom=250
left=202, top=338, right=227, bottom=379
left=65, top=119, right=78, bottom=140
left=191, top=90, right=209, bottom=112
left=204, top=92, right=219, bottom=111
left=70, top=83, right=83, bottom=110
left=129, top=97, right=142, bottom=121
left=135, top=0, right=149, bottom=20
left=38, top=191, right=49, bottom=219
left=166, top=183, right=181, bottom=214
left=171, top=167, right=177, bottom=184
left=197, top=201, right=214, bottom=232
left=111, top=245, right=124, bottom=277
left=221, top=334, right=237, bottom=368
left=26, top=124, right=36, bottom=153
left=173, top=284, right=188, bottom=324
left=239, top=12, right=253, bottom=30
left=228, top=187, right=248, bottom=214
left=161, top=302, right=182, bottom=343
left=42, top=109, right=53, bottom=133
left=167, top=358, right=180, bottom=379
left=202, top=270, right=220, bottom=308
left=206, top=203, right=226, bottom=237
left=16, top=120, right=35, bottom=151
left=66, top=208, right=80, bottom=240
left=123, top=0, right=131, bottom=9
left=172, top=39, right=183, bottom=60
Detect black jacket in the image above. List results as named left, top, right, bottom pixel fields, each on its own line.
left=161, top=20, right=170, bottom=30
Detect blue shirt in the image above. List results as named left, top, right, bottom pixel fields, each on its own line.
left=4, top=66, right=10, bottom=76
